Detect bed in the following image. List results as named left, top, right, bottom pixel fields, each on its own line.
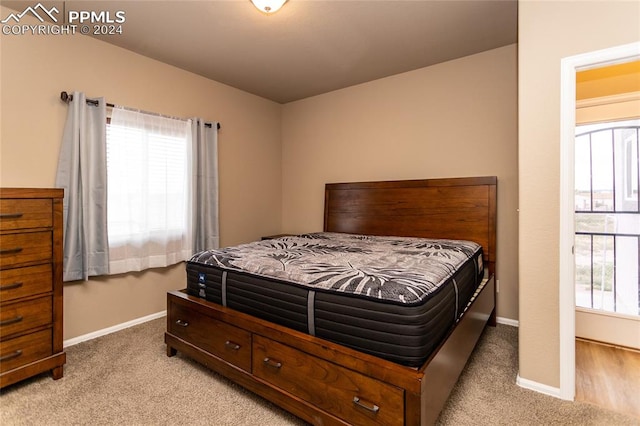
left=165, top=176, right=497, bottom=425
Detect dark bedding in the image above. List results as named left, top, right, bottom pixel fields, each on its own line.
left=186, top=232, right=485, bottom=367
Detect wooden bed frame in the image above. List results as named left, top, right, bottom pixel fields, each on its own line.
left=165, top=176, right=497, bottom=425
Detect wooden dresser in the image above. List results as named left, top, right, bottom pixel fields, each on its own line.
left=0, top=188, right=66, bottom=388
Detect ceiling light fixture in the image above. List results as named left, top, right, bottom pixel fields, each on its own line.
left=250, top=0, right=288, bottom=14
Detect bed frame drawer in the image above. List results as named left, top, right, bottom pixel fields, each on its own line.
left=253, top=334, right=405, bottom=426
left=168, top=303, right=251, bottom=372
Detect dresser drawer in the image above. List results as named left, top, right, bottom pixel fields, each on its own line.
left=0, top=199, right=52, bottom=231
left=0, top=329, right=52, bottom=373
left=169, top=304, right=251, bottom=372
left=0, top=264, right=52, bottom=303
left=0, top=296, right=52, bottom=340
left=253, top=335, right=404, bottom=426
left=0, top=231, right=52, bottom=269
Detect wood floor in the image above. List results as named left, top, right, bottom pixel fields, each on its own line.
left=575, top=338, right=640, bottom=419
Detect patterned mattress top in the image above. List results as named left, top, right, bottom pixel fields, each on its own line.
left=189, top=232, right=482, bottom=305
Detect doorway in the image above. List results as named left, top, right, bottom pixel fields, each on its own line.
left=573, top=114, right=640, bottom=349
left=559, top=41, right=640, bottom=401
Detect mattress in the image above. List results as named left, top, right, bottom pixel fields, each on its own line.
left=186, top=232, right=485, bottom=367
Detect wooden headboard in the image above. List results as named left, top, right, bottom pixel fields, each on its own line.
left=324, top=176, right=497, bottom=277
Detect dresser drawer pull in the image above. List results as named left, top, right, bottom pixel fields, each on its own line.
left=0, top=350, right=23, bottom=362
left=0, top=212, right=24, bottom=219
left=0, top=247, right=23, bottom=255
left=263, top=357, right=282, bottom=369
left=353, top=396, right=380, bottom=414
left=175, top=319, right=189, bottom=327
left=0, top=281, right=23, bottom=291
left=225, top=340, right=241, bottom=351
left=0, top=315, right=23, bottom=326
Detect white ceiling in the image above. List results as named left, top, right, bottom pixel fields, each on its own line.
left=3, top=0, right=518, bottom=103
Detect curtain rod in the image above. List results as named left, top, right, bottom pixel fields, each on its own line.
left=60, top=91, right=220, bottom=130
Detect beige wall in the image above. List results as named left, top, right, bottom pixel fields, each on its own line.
left=0, top=8, right=283, bottom=340
left=518, top=0, right=640, bottom=388
left=281, top=44, right=519, bottom=321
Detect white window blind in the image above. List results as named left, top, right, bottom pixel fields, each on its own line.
left=107, top=107, right=192, bottom=274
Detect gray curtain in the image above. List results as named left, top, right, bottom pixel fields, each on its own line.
left=191, top=119, right=219, bottom=253
left=55, top=92, right=109, bottom=281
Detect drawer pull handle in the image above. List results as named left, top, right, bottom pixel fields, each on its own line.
left=353, top=396, right=380, bottom=414
left=0, top=212, right=24, bottom=219
left=0, top=281, right=23, bottom=291
left=225, top=340, right=241, bottom=351
left=0, top=247, right=23, bottom=255
left=263, top=357, right=282, bottom=369
left=0, top=350, right=23, bottom=362
left=175, top=319, right=189, bottom=327
left=0, top=315, right=23, bottom=326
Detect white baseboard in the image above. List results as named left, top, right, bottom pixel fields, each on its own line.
left=63, top=310, right=167, bottom=348
left=516, top=374, right=563, bottom=399
left=493, top=317, right=565, bottom=400
left=497, top=316, right=519, bottom=327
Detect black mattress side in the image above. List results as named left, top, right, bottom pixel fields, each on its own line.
left=186, top=266, right=223, bottom=304
left=313, top=250, right=482, bottom=367
left=184, top=247, right=484, bottom=368
left=226, top=272, right=309, bottom=333
left=313, top=282, right=455, bottom=367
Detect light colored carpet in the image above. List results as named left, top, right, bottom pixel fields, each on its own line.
left=1, top=319, right=637, bottom=425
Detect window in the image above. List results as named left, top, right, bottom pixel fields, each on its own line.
left=574, top=119, right=640, bottom=316
left=106, top=107, right=192, bottom=274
